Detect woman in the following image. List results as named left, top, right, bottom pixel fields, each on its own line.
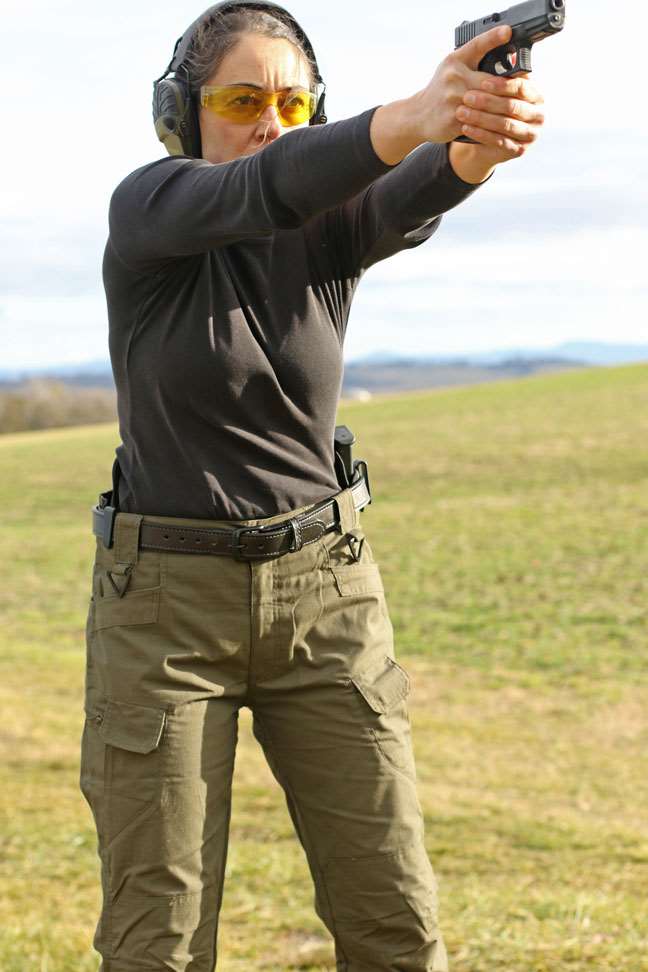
left=80, top=2, right=545, bottom=970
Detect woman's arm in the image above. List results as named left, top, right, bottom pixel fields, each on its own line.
left=324, top=139, right=489, bottom=278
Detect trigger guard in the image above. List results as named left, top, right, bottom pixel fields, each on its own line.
left=480, top=45, right=520, bottom=78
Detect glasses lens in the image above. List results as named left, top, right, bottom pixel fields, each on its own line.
left=200, top=85, right=316, bottom=126
left=276, top=89, right=317, bottom=126
left=201, top=85, right=264, bottom=120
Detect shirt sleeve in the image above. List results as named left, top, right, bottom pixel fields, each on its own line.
left=328, top=140, right=494, bottom=277
left=108, top=107, right=397, bottom=273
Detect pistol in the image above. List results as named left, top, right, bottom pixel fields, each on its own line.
left=454, top=0, right=565, bottom=143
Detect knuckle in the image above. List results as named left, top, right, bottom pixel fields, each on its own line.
left=507, top=99, right=519, bottom=117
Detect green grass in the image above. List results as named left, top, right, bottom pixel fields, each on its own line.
left=1, top=364, right=647, bottom=970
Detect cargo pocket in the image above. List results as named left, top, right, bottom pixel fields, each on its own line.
left=330, top=562, right=384, bottom=597
left=94, top=587, right=160, bottom=630
left=348, top=656, right=416, bottom=777
left=92, top=550, right=165, bottom=631
left=80, top=698, right=167, bottom=850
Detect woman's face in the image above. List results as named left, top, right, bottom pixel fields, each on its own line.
left=199, top=33, right=312, bottom=163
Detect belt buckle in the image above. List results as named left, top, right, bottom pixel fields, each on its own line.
left=230, top=525, right=264, bottom=561
left=230, top=518, right=303, bottom=561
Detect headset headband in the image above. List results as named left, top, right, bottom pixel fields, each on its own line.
left=167, top=0, right=324, bottom=86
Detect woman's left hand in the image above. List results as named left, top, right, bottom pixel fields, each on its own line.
left=454, top=71, right=545, bottom=165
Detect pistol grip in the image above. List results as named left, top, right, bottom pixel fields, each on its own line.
left=452, top=43, right=533, bottom=144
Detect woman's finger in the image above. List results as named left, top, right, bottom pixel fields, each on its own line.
left=457, top=108, right=538, bottom=143
left=460, top=91, right=545, bottom=126
left=456, top=105, right=538, bottom=143
left=453, top=24, right=513, bottom=72
left=479, top=73, right=544, bottom=104
left=460, top=123, right=527, bottom=156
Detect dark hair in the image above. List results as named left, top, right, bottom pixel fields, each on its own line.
left=185, top=7, right=318, bottom=96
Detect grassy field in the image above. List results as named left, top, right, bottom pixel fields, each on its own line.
left=1, top=363, right=647, bottom=971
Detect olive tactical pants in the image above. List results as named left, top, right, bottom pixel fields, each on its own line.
left=79, top=485, right=448, bottom=971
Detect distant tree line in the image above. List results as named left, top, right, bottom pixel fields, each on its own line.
left=0, top=379, right=117, bottom=434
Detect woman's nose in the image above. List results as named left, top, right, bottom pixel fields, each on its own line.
left=255, top=103, right=283, bottom=141
left=261, top=102, right=282, bottom=126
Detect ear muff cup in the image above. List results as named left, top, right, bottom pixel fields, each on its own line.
left=152, top=77, right=201, bottom=157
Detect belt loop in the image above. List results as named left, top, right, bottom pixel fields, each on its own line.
left=106, top=513, right=143, bottom=597
left=287, top=517, right=304, bottom=552
left=113, top=513, right=143, bottom=567
left=334, top=487, right=358, bottom=534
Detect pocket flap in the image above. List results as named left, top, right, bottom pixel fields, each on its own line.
left=331, top=563, right=384, bottom=597
left=99, top=699, right=167, bottom=753
left=351, top=657, right=410, bottom=714
left=95, top=588, right=160, bottom=630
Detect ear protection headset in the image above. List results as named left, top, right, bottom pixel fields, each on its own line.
left=153, top=0, right=327, bottom=159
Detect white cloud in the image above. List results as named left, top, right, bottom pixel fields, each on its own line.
left=2, top=297, right=108, bottom=370
left=363, top=225, right=647, bottom=291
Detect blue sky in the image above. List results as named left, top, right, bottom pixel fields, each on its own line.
left=1, top=0, right=644, bottom=370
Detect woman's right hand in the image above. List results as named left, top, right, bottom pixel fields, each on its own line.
left=412, top=25, right=516, bottom=144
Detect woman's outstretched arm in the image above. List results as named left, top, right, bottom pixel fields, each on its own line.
left=330, top=26, right=545, bottom=274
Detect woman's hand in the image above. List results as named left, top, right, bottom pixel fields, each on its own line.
left=413, top=24, right=545, bottom=159
left=454, top=69, right=545, bottom=165
left=369, top=25, right=544, bottom=170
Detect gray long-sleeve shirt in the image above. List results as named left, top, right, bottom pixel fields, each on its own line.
left=103, top=106, right=489, bottom=520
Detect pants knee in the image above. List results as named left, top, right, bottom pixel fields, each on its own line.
left=322, top=841, right=445, bottom=969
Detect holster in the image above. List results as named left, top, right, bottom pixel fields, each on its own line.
left=334, top=425, right=371, bottom=503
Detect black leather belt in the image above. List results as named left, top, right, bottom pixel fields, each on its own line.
left=92, top=471, right=371, bottom=561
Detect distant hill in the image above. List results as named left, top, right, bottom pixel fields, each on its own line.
left=0, top=356, right=580, bottom=399
left=341, top=356, right=582, bottom=397
left=2, top=343, right=647, bottom=397
left=348, top=342, right=648, bottom=368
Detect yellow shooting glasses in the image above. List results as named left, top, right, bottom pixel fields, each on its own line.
left=199, top=83, right=318, bottom=127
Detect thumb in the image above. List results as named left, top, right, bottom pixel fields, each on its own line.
left=454, top=24, right=512, bottom=71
